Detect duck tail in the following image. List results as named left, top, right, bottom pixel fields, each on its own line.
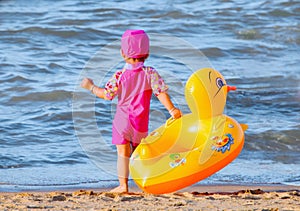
left=240, top=123, right=248, bottom=131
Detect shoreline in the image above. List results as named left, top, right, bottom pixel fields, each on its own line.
left=2, top=182, right=299, bottom=193
left=1, top=184, right=299, bottom=210
left=181, top=183, right=300, bottom=193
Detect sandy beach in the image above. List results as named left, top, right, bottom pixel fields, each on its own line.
left=1, top=184, right=299, bottom=210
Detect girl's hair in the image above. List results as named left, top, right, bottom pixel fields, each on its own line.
left=131, top=55, right=149, bottom=62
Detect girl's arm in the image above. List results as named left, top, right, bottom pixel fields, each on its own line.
left=157, top=92, right=182, bottom=119
left=81, top=78, right=106, bottom=99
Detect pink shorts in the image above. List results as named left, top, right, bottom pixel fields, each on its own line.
left=112, top=124, right=148, bottom=147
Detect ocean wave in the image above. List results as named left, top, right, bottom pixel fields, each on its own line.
left=245, top=129, right=300, bottom=152
left=8, top=90, right=73, bottom=104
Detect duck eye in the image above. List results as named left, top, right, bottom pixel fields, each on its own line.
left=216, top=77, right=224, bottom=88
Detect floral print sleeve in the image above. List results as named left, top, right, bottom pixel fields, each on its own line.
left=104, top=69, right=124, bottom=100
left=144, top=66, right=168, bottom=96
left=105, top=67, right=168, bottom=100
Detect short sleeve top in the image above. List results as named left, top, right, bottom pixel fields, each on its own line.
left=104, top=66, right=168, bottom=100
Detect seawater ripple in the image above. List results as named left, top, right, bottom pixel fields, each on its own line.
left=0, top=0, right=299, bottom=188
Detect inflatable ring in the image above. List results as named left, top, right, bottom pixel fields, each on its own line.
left=129, top=68, right=247, bottom=194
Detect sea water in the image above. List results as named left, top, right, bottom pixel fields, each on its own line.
left=0, top=0, right=299, bottom=191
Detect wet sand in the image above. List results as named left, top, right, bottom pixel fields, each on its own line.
left=1, top=184, right=299, bottom=210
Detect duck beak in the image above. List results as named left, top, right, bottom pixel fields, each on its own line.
left=227, top=85, right=236, bottom=92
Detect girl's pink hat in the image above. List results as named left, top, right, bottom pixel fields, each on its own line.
left=121, top=30, right=149, bottom=58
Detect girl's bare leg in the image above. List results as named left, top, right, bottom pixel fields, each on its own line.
left=110, top=143, right=131, bottom=193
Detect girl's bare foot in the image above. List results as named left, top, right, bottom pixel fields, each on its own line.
left=109, top=185, right=128, bottom=193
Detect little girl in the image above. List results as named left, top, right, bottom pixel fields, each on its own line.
left=81, top=29, right=181, bottom=193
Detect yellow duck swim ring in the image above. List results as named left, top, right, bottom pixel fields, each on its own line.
left=129, top=68, right=247, bottom=194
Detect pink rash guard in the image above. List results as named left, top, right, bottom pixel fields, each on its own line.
left=104, top=62, right=168, bottom=146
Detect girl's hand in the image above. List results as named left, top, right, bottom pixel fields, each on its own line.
left=169, top=107, right=182, bottom=119
left=81, top=78, right=94, bottom=90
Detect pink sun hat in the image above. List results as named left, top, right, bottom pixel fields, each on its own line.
left=121, top=29, right=149, bottom=59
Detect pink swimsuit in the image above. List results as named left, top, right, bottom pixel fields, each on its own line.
left=104, top=62, right=168, bottom=146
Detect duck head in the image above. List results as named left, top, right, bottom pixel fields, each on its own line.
left=185, top=68, right=236, bottom=119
